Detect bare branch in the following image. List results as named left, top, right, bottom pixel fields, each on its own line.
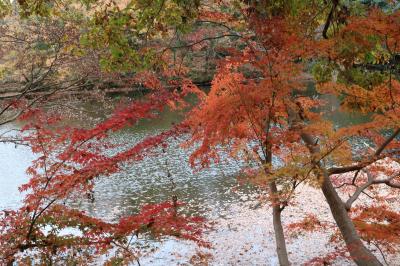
left=345, top=170, right=400, bottom=210
left=345, top=170, right=374, bottom=210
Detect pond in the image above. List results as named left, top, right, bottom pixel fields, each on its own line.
left=0, top=83, right=371, bottom=264
left=0, top=99, right=261, bottom=216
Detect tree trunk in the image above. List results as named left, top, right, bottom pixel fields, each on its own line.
left=265, top=144, right=290, bottom=266
left=300, top=133, right=382, bottom=266
left=269, top=181, right=290, bottom=266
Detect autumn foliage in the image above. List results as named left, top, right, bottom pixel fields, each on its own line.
left=1, top=0, right=400, bottom=265
left=0, top=70, right=206, bottom=264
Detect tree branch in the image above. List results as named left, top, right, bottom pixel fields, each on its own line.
left=375, top=128, right=400, bottom=156
left=328, top=128, right=400, bottom=175
left=345, top=170, right=400, bottom=210
left=322, top=0, right=339, bottom=39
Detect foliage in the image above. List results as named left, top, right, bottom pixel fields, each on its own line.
left=1, top=0, right=400, bottom=265
left=185, top=2, right=400, bottom=265
left=0, top=57, right=205, bottom=264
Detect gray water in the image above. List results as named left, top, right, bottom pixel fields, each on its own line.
left=0, top=87, right=373, bottom=265
left=0, top=126, right=34, bottom=209
left=0, top=102, right=260, bottom=222
left=0, top=84, right=370, bottom=219
left=71, top=128, right=256, bottom=221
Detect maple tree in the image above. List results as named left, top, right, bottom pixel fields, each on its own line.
left=0, top=67, right=208, bottom=264
left=0, top=1, right=206, bottom=264
left=0, top=68, right=208, bottom=264
left=0, top=0, right=400, bottom=265
left=185, top=1, right=400, bottom=265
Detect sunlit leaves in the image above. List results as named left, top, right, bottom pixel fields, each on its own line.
left=0, top=0, right=12, bottom=18
left=353, top=205, right=400, bottom=253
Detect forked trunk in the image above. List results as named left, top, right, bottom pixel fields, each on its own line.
left=320, top=174, right=382, bottom=265
left=301, top=133, right=382, bottom=266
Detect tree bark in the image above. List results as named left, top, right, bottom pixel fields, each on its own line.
left=265, top=145, right=290, bottom=266
left=322, top=0, right=339, bottom=39
left=300, top=132, right=382, bottom=266
left=269, top=181, right=290, bottom=266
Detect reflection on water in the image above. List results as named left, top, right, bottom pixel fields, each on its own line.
left=0, top=101, right=259, bottom=223
left=0, top=85, right=371, bottom=218
left=304, top=81, right=371, bottom=128
left=0, top=125, right=35, bottom=209
left=0, top=86, right=378, bottom=264
left=76, top=132, right=252, bottom=221
left=71, top=106, right=260, bottom=221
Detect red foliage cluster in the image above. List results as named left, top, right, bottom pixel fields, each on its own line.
left=0, top=74, right=205, bottom=264
left=353, top=206, right=400, bottom=253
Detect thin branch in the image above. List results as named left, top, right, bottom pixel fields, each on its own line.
left=372, top=242, right=389, bottom=266
left=328, top=127, right=400, bottom=175
left=375, top=128, right=400, bottom=156
left=344, top=170, right=400, bottom=210
left=328, top=155, right=385, bottom=175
